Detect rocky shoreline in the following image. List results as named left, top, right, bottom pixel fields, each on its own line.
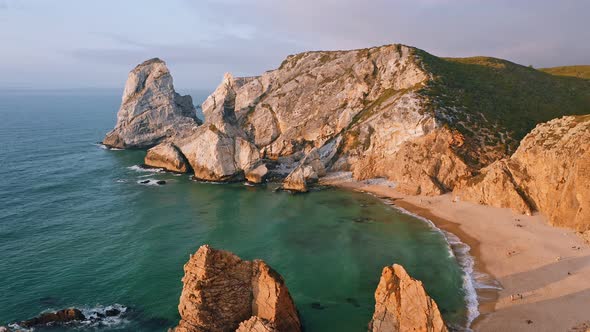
left=93, top=44, right=589, bottom=331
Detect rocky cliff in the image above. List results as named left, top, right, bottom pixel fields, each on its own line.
left=172, top=245, right=301, bottom=332
left=455, top=115, right=590, bottom=230
left=103, top=58, right=200, bottom=149
left=369, top=264, right=448, bottom=332
left=104, top=45, right=590, bottom=226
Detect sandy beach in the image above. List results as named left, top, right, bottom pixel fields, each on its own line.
left=322, top=174, right=590, bottom=332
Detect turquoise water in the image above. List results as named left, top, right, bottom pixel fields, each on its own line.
left=0, top=90, right=469, bottom=331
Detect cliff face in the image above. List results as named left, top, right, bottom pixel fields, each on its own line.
left=103, top=58, right=200, bottom=149
left=369, top=264, right=448, bottom=332
left=200, top=45, right=474, bottom=191
left=173, top=245, right=301, bottom=332
left=456, top=115, right=590, bottom=230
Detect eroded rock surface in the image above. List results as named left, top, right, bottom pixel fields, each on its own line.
left=103, top=58, right=200, bottom=149
left=17, top=308, right=85, bottom=328
left=145, top=142, right=191, bottom=173
left=369, top=264, right=448, bottom=332
left=455, top=115, right=590, bottom=230
left=236, top=317, right=277, bottom=332
left=173, top=245, right=301, bottom=332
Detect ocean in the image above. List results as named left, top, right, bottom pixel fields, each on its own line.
left=0, top=89, right=473, bottom=331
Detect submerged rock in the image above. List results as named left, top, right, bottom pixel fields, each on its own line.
left=103, top=58, right=200, bottom=149
left=145, top=142, right=191, bottom=173
left=18, top=308, right=85, bottom=328
left=369, top=264, right=447, bottom=332
left=172, top=245, right=301, bottom=332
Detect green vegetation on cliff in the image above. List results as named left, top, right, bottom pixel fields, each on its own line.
left=415, top=50, right=590, bottom=163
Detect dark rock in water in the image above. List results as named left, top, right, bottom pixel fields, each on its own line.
left=353, top=217, right=373, bottom=223
left=105, top=308, right=121, bottom=317
left=156, top=180, right=166, bottom=185
left=18, top=308, right=85, bottom=328
left=140, top=180, right=150, bottom=184
left=345, top=297, right=360, bottom=307
left=311, top=302, right=326, bottom=310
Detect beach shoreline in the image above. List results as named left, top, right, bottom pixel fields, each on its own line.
left=322, top=175, right=590, bottom=332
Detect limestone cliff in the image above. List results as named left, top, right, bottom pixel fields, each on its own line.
left=369, top=264, right=448, bottom=332
left=103, top=58, right=200, bottom=149
left=172, top=245, right=301, bottom=332
left=456, top=115, right=590, bottom=230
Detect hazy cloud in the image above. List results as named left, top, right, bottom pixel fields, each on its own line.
left=0, top=0, right=588, bottom=89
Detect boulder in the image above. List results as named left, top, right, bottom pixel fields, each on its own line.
left=18, top=308, right=85, bottom=328
left=145, top=142, right=191, bottom=173
left=245, top=164, right=269, bottom=184
left=172, top=245, right=301, bottom=332
left=282, top=148, right=326, bottom=192
left=369, top=264, right=447, bottom=332
left=103, top=58, right=200, bottom=149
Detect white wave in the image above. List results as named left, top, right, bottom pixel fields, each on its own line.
left=94, top=143, right=123, bottom=151
left=363, top=192, right=500, bottom=331
left=127, top=165, right=164, bottom=173
left=137, top=179, right=166, bottom=186
left=79, top=303, right=129, bottom=328
left=7, top=304, right=129, bottom=331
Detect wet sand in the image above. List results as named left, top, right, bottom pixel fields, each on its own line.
left=324, top=176, right=590, bottom=332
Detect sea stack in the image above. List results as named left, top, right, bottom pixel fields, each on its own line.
left=172, top=245, right=301, bottom=332
left=103, top=58, right=201, bottom=149
left=369, top=264, right=448, bottom=332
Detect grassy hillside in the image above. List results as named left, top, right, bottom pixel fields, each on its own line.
left=414, top=50, right=590, bottom=165
left=540, top=65, right=590, bottom=80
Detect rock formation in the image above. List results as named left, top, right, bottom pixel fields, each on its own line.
left=103, top=58, right=200, bottom=149
left=455, top=115, right=590, bottom=230
left=369, top=264, right=448, bottom=332
left=145, top=142, right=191, bottom=173
left=236, top=317, right=277, bottom=332
left=17, top=308, right=85, bottom=328
left=175, top=74, right=264, bottom=181
left=104, top=47, right=589, bottom=229
left=172, top=245, right=301, bottom=332
left=282, top=148, right=326, bottom=192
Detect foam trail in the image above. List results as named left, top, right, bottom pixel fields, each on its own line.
left=127, top=165, right=164, bottom=173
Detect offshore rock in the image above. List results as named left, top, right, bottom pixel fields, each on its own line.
left=145, top=142, right=191, bottom=173
left=103, top=58, right=200, bottom=149
left=172, top=245, right=301, bottom=332
left=18, top=308, right=85, bottom=328
left=369, top=264, right=448, bottom=332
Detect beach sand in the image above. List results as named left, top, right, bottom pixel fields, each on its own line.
left=322, top=175, right=590, bottom=332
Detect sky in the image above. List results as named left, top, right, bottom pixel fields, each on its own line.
left=1, top=0, right=588, bottom=90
